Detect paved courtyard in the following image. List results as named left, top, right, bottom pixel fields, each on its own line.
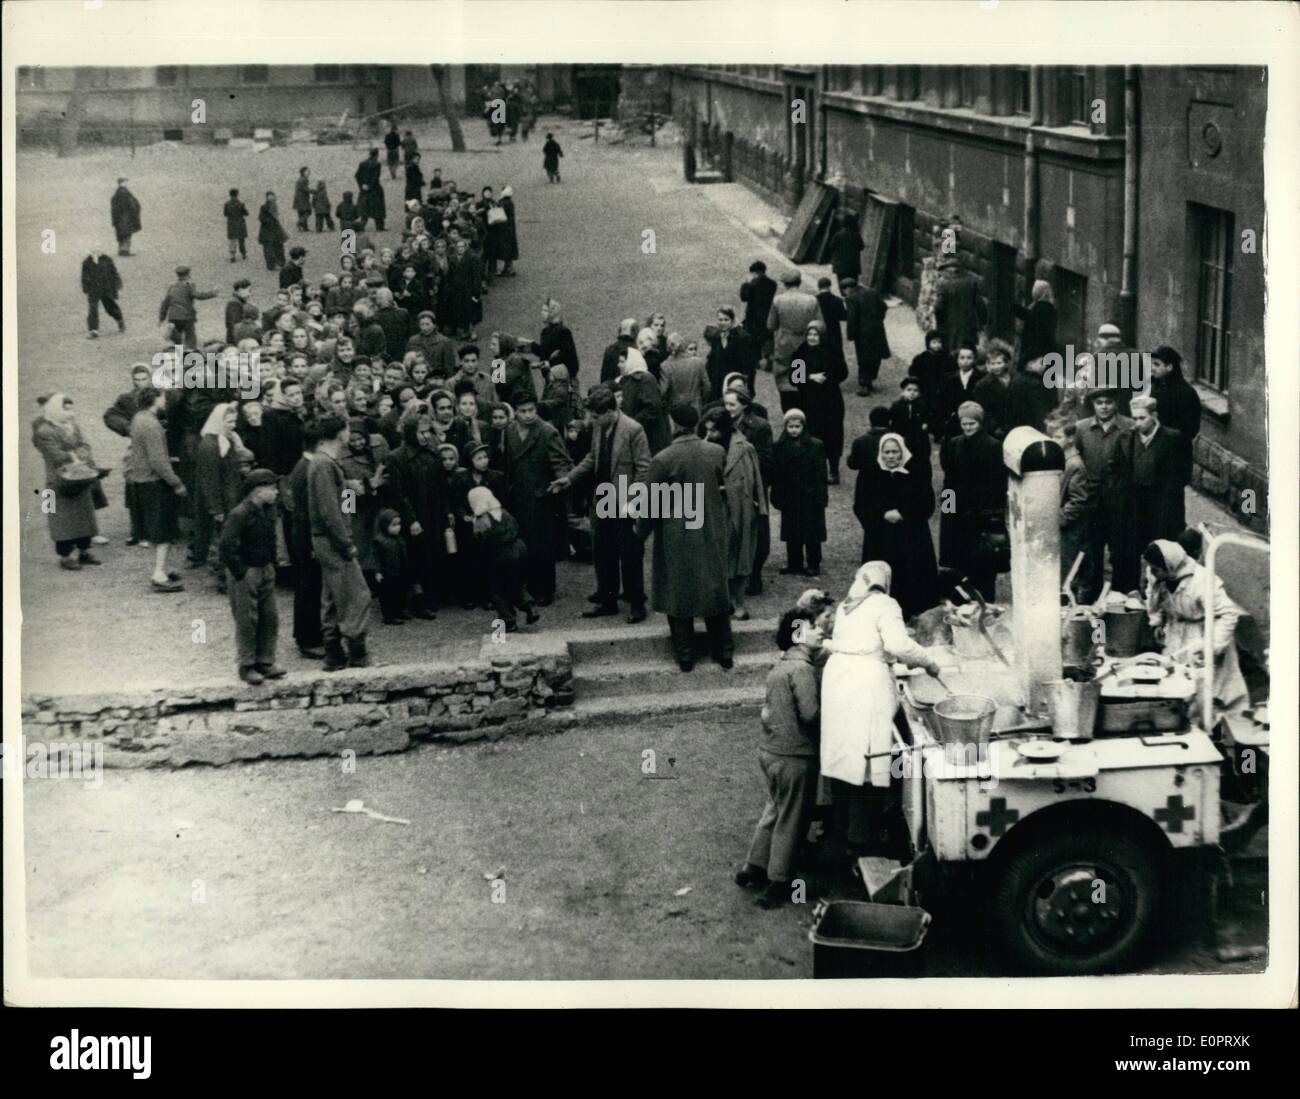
left=16, top=119, right=1263, bottom=695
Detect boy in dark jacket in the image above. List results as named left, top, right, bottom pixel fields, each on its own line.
left=770, top=409, right=829, bottom=577
left=737, top=608, right=824, bottom=908
left=219, top=470, right=284, bottom=684
left=312, top=181, right=335, bottom=232
left=372, top=508, right=409, bottom=624
left=467, top=487, right=539, bottom=632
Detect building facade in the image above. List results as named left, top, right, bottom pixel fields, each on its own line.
left=670, top=65, right=1268, bottom=531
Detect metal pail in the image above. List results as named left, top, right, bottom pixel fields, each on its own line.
left=932, top=694, right=997, bottom=765
left=1039, top=677, right=1101, bottom=741
left=1102, top=608, right=1144, bottom=657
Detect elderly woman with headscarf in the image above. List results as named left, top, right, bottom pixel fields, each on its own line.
left=702, top=405, right=767, bottom=620
left=792, top=318, right=849, bottom=483
left=820, top=561, right=943, bottom=853
left=32, top=392, right=108, bottom=570
left=619, top=346, right=670, bottom=454
left=1142, top=540, right=1248, bottom=722
left=938, top=399, right=1008, bottom=602
left=468, top=485, right=539, bottom=632
left=1014, top=278, right=1059, bottom=366
left=193, top=402, right=253, bottom=589
left=856, top=432, right=938, bottom=618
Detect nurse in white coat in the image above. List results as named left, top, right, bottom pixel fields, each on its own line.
left=821, top=562, right=942, bottom=845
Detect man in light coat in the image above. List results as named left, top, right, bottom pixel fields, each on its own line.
left=635, top=404, right=733, bottom=672
left=767, top=270, right=819, bottom=414
left=552, top=385, right=651, bottom=623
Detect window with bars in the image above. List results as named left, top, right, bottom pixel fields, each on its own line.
left=240, top=65, right=269, bottom=84
left=1191, top=203, right=1233, bottom=391
left=314, top=65, right=343, bottom=83
left=1013, top=66, right=1031, bottom=114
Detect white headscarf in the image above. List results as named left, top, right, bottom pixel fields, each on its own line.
left=622, top=347, right=649, bottom=375
left=201, top=402, right=236, bottom=456
left=876, top=432, right=914, bottom=473
left=842, top=560, right=892, bottom=615
left=467, top=486, right=503, bottom=520
left=42, top=392, right=75, bottom=429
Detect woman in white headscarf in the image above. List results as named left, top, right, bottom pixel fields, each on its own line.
left=1015, top=277, right=1059, bottom=365
left=193, top=402, right=252, bottom=588
left=32, top=392, right=106, bottom=569
left=855, top=432, right=939, bottom=618
left=619, top=346, right=669, bottom=453
left=1142, top=539, right=1248, bottom=721
left=820, top=561, right=942, bottom=850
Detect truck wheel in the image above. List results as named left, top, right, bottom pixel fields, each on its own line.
left=990, top=828, right=1160, bottom=975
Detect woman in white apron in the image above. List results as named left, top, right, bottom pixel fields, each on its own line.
left=820, top=561, right=941, bottom=850
left=1142, top=540, right=1249, bottom=722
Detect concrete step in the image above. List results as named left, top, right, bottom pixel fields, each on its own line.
left=573, top=650, right=771, bottom=701
left=568, top=684, right=764, bottom=729
left=567, top=618, right=775, bottom=663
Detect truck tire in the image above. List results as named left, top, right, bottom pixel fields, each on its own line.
left=990, top=828, right=1160, bottom=975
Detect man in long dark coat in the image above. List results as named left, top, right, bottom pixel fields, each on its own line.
left=1109, top=396, right=1186, bottom=563
left=355, top=149, right=387, bottom=231
left=934, top=260, right=986, bottom=354
left=502, top=394, right=572, bottom=605
left=81, top=246, right=124, bottom=338
left=110, top=177, right=142, bottom=256
left=739, top=260, right=778, bottom=360
left=636, top=405, right=734, bottom=672
left=842, top=275, right=891, bottom=396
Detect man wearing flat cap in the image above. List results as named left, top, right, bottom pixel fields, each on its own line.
left=219, top=469, right=285, bottom=685
left=636, top=403, right=734, bottom=672
left=158, top=265, right=216, bottom=348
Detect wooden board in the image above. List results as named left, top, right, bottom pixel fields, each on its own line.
left=860, top=193, right=899, bottom=291
left=778, top=181, right=837, bottom=264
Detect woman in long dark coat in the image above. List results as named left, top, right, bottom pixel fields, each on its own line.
left=1014, top=279, right=1059, bottom=366
left=938, top=400, right=1008, bottom=601
left=257, top=192, right=287, bottom=271
left=770, top=408, right=829, bottom=577
left=32, top=392, right=105, bottom=568
left=856, top=433, right=938, bottom=618
left=791, top=319, right=848, bottom=483
left=1149, top=345, right=1201, bottom=486
left=498, top=187, right=519, bottom=274
left=444, top=239, right=482, bottom=339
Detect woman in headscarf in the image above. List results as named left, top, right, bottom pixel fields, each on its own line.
left=820, top=561, right=943, bottom=853
left=468, top=486, right=539, bottom=632
left=619, top=346, right=670, bottom=454
left=235, top=399, right=267, bottom=470
left=661, top=332, right=710, bottom=416
left=1014, top=278, right=1059, bottom=366
left=856, top=433, right=938, bottom=618
left=791, top=319, right=849, bottom=484
left=193, top=402, right=252, bottom=589
left=702, top=406, right=767, bottom=620
left=938, top=399, right=1007, bottom=601
left=32, top=392, right=107, bottom=569
left=770, top=408, right=828, bottom=577
left=1142, top=540, right=1248, bottom=721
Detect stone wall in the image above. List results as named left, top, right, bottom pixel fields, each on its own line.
left=20, top=639, right=575, bottom=769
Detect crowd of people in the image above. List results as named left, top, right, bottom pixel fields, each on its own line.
left=45, top=143, right=1213, bottom=697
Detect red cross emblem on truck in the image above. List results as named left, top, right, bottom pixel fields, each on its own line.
left=1154, top=794, right=1196, bottom=833
left=976, top=797, right=1020, bottom=837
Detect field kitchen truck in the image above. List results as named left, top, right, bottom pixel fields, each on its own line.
left=811, top=427, right=1270, bottom=977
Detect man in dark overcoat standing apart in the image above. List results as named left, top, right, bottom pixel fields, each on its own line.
left=355, top=149, right=387, bottom=231
left=81, top=244, right=124, bottom=339
left=842, top=275, right=891, bottom=396
left=636, top=404, right=734, bottom=673
left=111, top=177, right=142, bottom=256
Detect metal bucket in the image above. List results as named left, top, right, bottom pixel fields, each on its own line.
left=1037, top=678, right=1101, bottom=741
left=931, top=694, right=997, bottom=765
left=1102, top=608, right=1144, bottom=657
left=1062, top=613, right=1098, bottom=667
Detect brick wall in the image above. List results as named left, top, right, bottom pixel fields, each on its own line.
left=20, top=640, right=575, bottom=769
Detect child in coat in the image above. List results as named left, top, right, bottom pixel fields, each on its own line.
left=373, top=508, right=409, bottom=624
left=313, top=181, right=335, bottom=232
left=770, top=408, right=829, bottom=577
left=468, top=487, right=539, bottom=632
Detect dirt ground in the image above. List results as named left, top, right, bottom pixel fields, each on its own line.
left=21, top=710, right=1266, bottom=981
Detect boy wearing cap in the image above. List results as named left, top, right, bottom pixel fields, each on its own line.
left=158, top=266, right=216, bottom=348
left=279, top=245, right=308, bottom=290
left=219, top=469, right=285, bottom=685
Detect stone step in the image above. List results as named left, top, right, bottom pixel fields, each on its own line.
left=572, top=650, right=771, bottom=701
left=567, top=618, right=775, bottom=663
left=568, top=684, right=764, bottom=729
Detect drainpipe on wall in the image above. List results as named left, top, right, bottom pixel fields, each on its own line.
left=1022, top=68, right=1041, bottom=282
left=1119, top=66, right=1139, bottom=345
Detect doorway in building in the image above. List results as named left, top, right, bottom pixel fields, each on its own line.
left=573, top=65, right=621, bottom=119
left=988, top=242, right=1019, bottom=341
left=464, top=64, right=502, bottom=117
left=1052, top=265, right=1088, bottom=351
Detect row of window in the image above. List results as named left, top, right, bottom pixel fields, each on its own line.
left=714, top=64, right=1099, bottom=128
left=17, top=65, right=351, bottom=89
